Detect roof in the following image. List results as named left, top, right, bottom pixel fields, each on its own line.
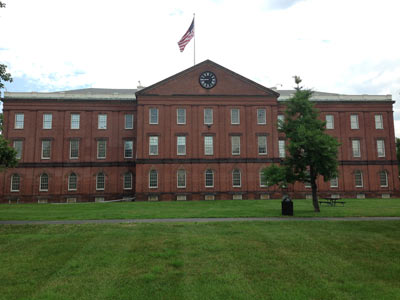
left=276, top=90, right=392, bottom=102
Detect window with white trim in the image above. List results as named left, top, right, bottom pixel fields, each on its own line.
left=231, top=109, right=240, bottom=125
left=149, top=136, right=158, bottom=155
left=258, top=136, right=267, bottom=155
left=277, top=114, right=284, bottom=129
left=375, top=114, right=383, bottom=129
left=68, top=173, right=77, bottom=191
left=257, top=109, right=266, bottom=125
left=354, top=170, right=363, bottom=187
left=177, top=136, right=186, bottom=155
left=43, top=114, right=52, bottom=129
left=330, top=177, right=338, bottom=188
left=177, top=108, right=186, bottom=125
left=11, top=174, right=20, bottom=192
left=149, top=108, right=158, bottom=124
left=232, top=169, right=241, bottom=187
left=231, top=136, right=240, bottom=155
left=98, top=114, right=107, bottom=129
left=13, top=140, right=23, bottom=160
left=352, top=139, right=361, bottom=158
left=97, top=140, right=107, bottom=159
left=40, top=173, right=49, bottom=191
left=124, top=140, right=133, bottom=158
left=125, top=114, right=134, bottom=129
left=177, top=169, right=186, bottom=188
left=379, top=171, right=388, bottom=187
left=41, top=140, right=51, bottom=159
left=15, top=113, right=24, bottom=129
left=259, top=170, right=267, bottom=187
left=377, top=139, right=385, bottom=157
left=123, top=172, right=132, bottom=190
left=70, top=139, right=79, bottom=159
left=350, top=114, right=359, bottom=129
left=205, top=169, right=214, bottom=187
left=204, top=136, right=213, bottom=155
left=204, top=108, right=213, bottom=125
left=149, top=170, right=158, bottom=188
left=96, top=172, right=105, bottom=190
left=278, top=140, right=285, bottom=158
left=71, top=114, right=80, bottom=129
left=326, top=115, right=334, bottom=129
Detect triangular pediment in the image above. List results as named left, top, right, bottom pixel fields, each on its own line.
left=136, top=60, right=279, bottom=98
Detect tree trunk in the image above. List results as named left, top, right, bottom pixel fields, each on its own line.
left=310, top=169, right=320, bottom=212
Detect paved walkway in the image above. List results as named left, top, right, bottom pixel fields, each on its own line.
left=1, top=216, right=400, bottom=225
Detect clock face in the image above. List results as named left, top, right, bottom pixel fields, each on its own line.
left=199, top=71, right=217, bottom=89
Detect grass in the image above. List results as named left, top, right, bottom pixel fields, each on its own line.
left=0, top=221, right=399, bottom=299
left=1, top=199, right=400, bottom=221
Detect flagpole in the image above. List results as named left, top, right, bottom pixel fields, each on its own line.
left=193, top=13, right=196, bottom=66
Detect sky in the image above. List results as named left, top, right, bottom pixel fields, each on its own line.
left=1, top=0, right=400, bottom=135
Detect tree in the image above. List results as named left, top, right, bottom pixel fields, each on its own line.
left=263, top=77, right=340, bottom=212
left=396, top=138, right=400, bottom=176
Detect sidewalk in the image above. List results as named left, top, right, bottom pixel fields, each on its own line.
left=1, top=216, right=400, bottom=225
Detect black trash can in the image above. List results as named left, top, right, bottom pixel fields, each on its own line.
left=281, top=195, right=293, bottom=216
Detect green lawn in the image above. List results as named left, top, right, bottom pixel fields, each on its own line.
left=0, top=221, right=399, bottom=300
left=1, top=199, right=400, bottom=221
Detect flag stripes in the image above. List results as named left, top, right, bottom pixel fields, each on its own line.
left=178, top=18, right=194, bottom=52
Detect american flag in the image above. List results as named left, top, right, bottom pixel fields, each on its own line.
left=177, top=18, right=194, bottom=52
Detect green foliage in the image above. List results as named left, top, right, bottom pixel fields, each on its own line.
left=396, top=138, right=400, bottom=176
left=0, top=64, right=13, bottom=89
left=0, top=136, right=18, bottom=171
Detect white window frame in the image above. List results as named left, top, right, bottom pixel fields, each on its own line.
left=375, top=114, right=383, bottom=129
left=231, top=136, right=240, bottom=155
left=97, top=140, right=107, bottom=159
left=326, top=115, right=334, bottom=129
left=41, top=140, right=51, bottom=159
left=257, top=109, right=266, bottom=125
left=98, top=114, right=107, bottom=130
left=43, top=113, right=52, bottom=129
left=330, top=177, right=338, bottom=188
left=177, top=108, right=186, bottom=125
left=232, top=169, right=241, bottom=187
left=149, top=136, right=159, bottom=155
left=259, top=170, right=267, bottom=187
left=258, top=136, right=267, bottom=155
left=149, top=170, right=158, bottom=188
left=350, top=114, right=359, bottom=129
left=39, top=173, right=49, bottom=191
left=352, top=139, right=361, bottom=158
left=13, top=140, right=23, bottom=160
left=123, top=172, right=133, bottom=190
left=71, top=114, right=80, bottom=129
left=204, top=108, right=213, bottom=125
left=377, top=139, right=385, bottom=158
left=14, top=113, right=24, bottom=129
left=69, top=139, right=79, bottom=159
left=205, top=169, right=214, bottom=188
left=124, top=140, right=133, bottom=158
left=277, top=114, right=284, bottom=129
left=11, top=174, right=20, bottom=192
left=177, top=169, right=186, bottom=188
left=204, top=136, right=214, bottom=155
left=379, top=171, right=388, bottom=187
left=68, top=173, right=77, bottom=191
left=278, top=140, right=285, bottom=158
left=96, top=172, right=105, bottom=191
left=177, top=136, right=186, bottom=155
left=125, top=114, right=134, bottom=129
left=231, top=108, right=240, bottom=125
left=149, top=108, right=159, bottom=124
left=355, top=171, right=363, bottom=188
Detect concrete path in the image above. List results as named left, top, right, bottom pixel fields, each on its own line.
left=1, top=216, right=400, bottom=225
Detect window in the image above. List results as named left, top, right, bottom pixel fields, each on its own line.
left=352, top=140, right=361, bottom=158
left=71, top=114, right=80, bottom=129
left=379, top=171, right=388, bottom=187
left=326, top=115, right=334, bottom=129
left=11, top=174, right=20, bottom=192
left=330, top=177, right=338, bottom=188
left=205, top=169, right=214, bottom=187
left=40, top=173, right=49, bottom=191
left=97, top=140, right=107, bottom=159
left=41, top=140, right=51, bottom=159
left=375, top=114, right=383, bottom=129
left=231, top=136, right=240, bottom=155
left=149, top=108, right=158, bottom=124
left=354, top=170, right=363, bottom=187
left=277, top=114, right=284, bottom=129
left=377, top=140, right=385, bottom=157
left=96, top=172, right=105, bottom=190
left=204, top=136, right=213, bottom=155
left=231, top=109, right=240, bottom=125
left=177, top=169, right=186, bottom=188
left=177, top=108, right=186, bottom=124
left=149, top=136, right=159, bottom=155
left=257, top=109, right=266, bottom=125
left=149, top=170, right=158, bottom=188
left=70, top=139, right=79, bottom=159
left=177, top=136, right=186, bottom=155
left=278, top=140, right=285, bottom=158
left=13, top=140, right=23, bottom=160
left=125, top=114, right=134, bottom=129
left=98, top=114, right=107, bottom=129
left=14, top=113, right=24, bottom=129
left=124, top=140, right=133, bottom=158
left=259, top=170, right=267, bottom=187
left=350, top=114, right=359, bottom=129
left=258, top=136, right=267, bottom=155
left=123, top=172, right=132, bottom=190
left=204, top=108, right=213, bottom=125
left=68, top=173, right=77, bottom=191
left=43, top=114, right=52, bottom=129
left=232, top=169, right=241, bottom=187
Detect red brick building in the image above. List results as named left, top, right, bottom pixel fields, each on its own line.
left=1, top=60, right=398, bottom=202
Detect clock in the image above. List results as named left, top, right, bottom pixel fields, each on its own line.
left=199, top=71, right=217, bottom=89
